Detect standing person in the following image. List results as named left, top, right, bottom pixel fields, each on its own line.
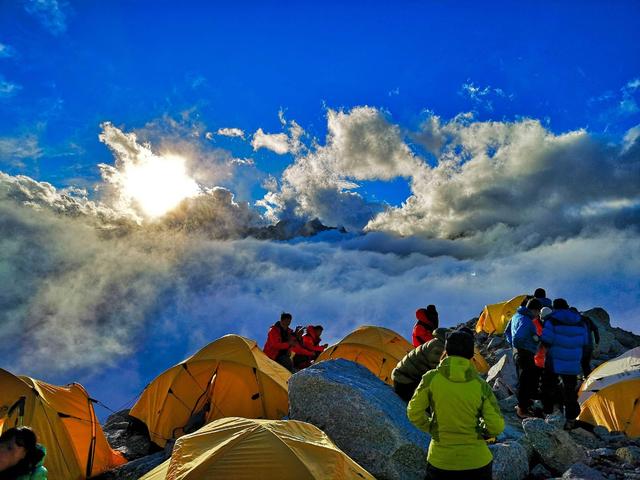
left=0, top=427, right=47, bottom=480
left=412, top=305, right=439, bottom=347
left=407, top=330, right=504, bottom=480
left=263, top=312, right=303, bottom=372
left=577, top=311, right=600, bottom=377
left=292, top=325, right=328, bottom=370
left=392, top=328, right=448, bottom=402
left=533, top=288, right=552, bottom=308
left=541, top=299, right=589, bottom=430
left=505, top=298, right=542, bottom=418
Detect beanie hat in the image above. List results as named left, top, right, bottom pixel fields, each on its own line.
left=445, top=330, right=474, bottom=359
left=540, top=307, right=553, bottom=320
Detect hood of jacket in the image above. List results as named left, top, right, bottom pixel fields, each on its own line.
left=516, top=305, right=534, bottom=318
left=436, top=355, right=477, bottom=383
left=550, top=309, right=582, bottom=325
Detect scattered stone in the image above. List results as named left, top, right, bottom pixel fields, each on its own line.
left=545, top=412, right=566, bottom=430
left=497, top=424, right=525, bottom=442
left=588, top=447, right=616, bottom=459
left=489, top=441, right=529, bottom=480
left=289, top=359, right=429, bottom=480
left=523, top=418, right=587, bottom=474
left=570, top=428, right=606, bottom=450
left=91, top=450, right=169, bottom=480
left=593, top=426, right=611, bottom=441
left=488, top=336, right=507, bottom=350
left=562, top=462, right=606, bottom=479
left=530, top=463, right=553, bottom=479
left=499, top=395, right=518, bottom=412
left=617, top=447, right=640, bottom=465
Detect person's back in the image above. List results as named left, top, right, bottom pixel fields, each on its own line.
left=392, top=328, right=447, bottom=402
left=534, top=288, right=552, bottom=308
left=407, top=331, right=504, bottom=479
left=542, top=307, right=587, bottom=375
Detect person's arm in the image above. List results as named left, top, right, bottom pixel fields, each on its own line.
left=407, top=371, right=437, bottom=433
left=267, top=327, right=290, bottom=351
left=480, top=380, right=505, bottom=437
left=591, top=319, right=600, bottom=344
left=303, top=336, right=326, bottom=352
left=291, top=342, right=315, bottom=355
left=541, top=319, right=555, bottom=347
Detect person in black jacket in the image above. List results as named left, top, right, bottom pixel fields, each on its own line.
left=577, top=310, right=600, bottom=377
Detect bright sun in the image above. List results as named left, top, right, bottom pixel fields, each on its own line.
left=121, top=153, right=200, bottom=218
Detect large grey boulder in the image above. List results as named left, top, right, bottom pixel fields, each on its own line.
left=522, top=418, right=587, bottom=474
left=288, top=359, right=429, bottom=480
left=582, top=308, right=624, bottom=357
left=102, top=409, right=156, bottom=460
left=489, top=441, right=529, bottom=480
left=486, top=353, right=518, bottom=400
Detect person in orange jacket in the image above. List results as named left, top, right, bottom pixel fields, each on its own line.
left=263, top=312, right=315, bottom=372
left=293, top=325, right=329, bottom=370
left=412, top=305, right=439, bottom=347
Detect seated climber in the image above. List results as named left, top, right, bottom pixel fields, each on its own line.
left=263, top=312, right=305, bottom=372
left=412, top=305, right=439, bottom=347
left=292, top=325, right=328, bottom=370
left=391, top=328, right=448, bottom=402
left=407, top=329, right=504, bottom=480
left=0, top=426, right=47, bottom=479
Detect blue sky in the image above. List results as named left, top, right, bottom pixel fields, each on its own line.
left=1, top=1, right=639, bottom=415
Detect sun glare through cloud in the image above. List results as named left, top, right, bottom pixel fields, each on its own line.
left=120, top=153, right=200, bottom=218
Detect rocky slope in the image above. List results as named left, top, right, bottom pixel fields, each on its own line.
left=97, top=307, right=640, bottom=479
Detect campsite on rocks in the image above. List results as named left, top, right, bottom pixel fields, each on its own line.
left=1, top=298, right=638, bottom=479
left=2, top=2, right=640, bottom=479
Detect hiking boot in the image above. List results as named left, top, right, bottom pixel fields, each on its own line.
left=515, top=406, right=534, bottom=419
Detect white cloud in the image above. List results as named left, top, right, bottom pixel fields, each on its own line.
left=460, top=81, right=511, bottom=111
left=216, top=127, right=245, bottom=139
left=23, top=0, right=68, bottom=35
left=0, top=76, right=21, bottom=98
left=0, top=43, right=16, bottom=58
left=251, top=128, right=292, bottom=154
left=0, top=135, right=42, bottom=166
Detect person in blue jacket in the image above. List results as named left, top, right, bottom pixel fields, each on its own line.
left=505, top=298, right=542, bottom=418
left=541, top=298, right=589, bottom=430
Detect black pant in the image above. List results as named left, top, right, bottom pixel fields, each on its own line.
left=513, top=349, right=541, bottom=411
left=542, top=368, right=580, bottom=420
left=393, top=380, right=420, bottom=402
left=275, top=352, right=294, bottom=372
left=581, top=346, right=593, bottom=377
left=425, top=461, right=492, bottom=480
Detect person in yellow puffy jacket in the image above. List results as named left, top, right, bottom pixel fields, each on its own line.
left=407, top=329, right=504, bottom=480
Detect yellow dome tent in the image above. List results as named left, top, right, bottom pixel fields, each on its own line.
left=316, top=326, right=412, bottom=384
left=0, top=369, right=127, bottom=480
left=578, top=347, right=640, bottom=437
left=130, top=335, right=291, bottom=447
left=475, top=295, right=528, bottom=334
left=140, top=417, right=374, bottom=480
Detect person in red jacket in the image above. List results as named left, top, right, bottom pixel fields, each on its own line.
left=263, top=312, right=314, bottom=372
left=412, top=305, right=439, bottom=347
left=293, top=325, right=329, bottom=370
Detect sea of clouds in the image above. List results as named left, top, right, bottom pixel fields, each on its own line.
left=1, top=106, right=638, bottom=408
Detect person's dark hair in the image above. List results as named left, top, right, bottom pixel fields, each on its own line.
left=445, top=331, right=474, bottom=359
left=456, top=326, right=474, bottom=337
left=534, top=288, right=546, bottom=298
left=0, top=427, right=44, bottom=478
left=280, top=312, right=292, bottom=321
left=526, top=298, right=542, bottom=311
left=314, top=325, right=323, bottom=332
left=552, top=298, right=569, bottom=310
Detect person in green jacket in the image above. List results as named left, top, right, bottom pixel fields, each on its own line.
left=407, top=329, right=504, bottom=480
left=0, top=427, right=48, bottom=480
left=392, top=328, right=448, bottom=402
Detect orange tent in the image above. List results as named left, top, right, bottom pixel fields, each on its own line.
left=317, top=326, right=412, bottom=384
left=130, top=335, right=291, bottom=447
left=0, top=369, right=127, bottom=480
